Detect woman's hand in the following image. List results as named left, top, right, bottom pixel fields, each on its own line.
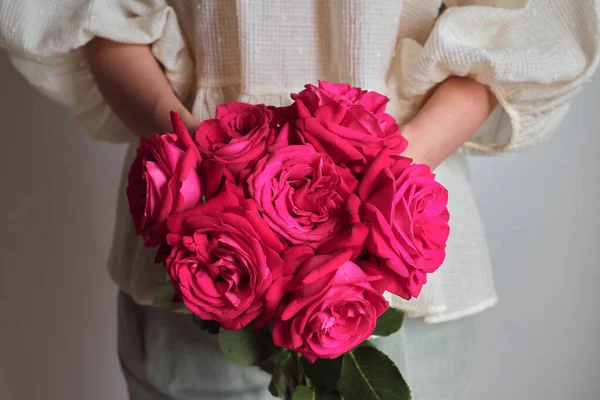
left=402, top=76, right=498, bottom=169
left=85, top=38, right=198, bottom=137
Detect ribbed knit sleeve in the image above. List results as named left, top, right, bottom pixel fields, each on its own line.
left=396, top=0, right=600, bottom=154
left=0, top=0, right=193, bottom=143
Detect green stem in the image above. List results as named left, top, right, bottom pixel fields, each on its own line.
left=294, top=352, right=310, bottom=389
left=305, top=376, right=312, bottom=388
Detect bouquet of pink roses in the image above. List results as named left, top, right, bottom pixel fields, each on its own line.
left=127, top=81, right=450, bottom=400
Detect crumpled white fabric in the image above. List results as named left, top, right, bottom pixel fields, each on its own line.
left=1, top=0, right=193, bottom=142
left=390, top=0, right=600, bottom=154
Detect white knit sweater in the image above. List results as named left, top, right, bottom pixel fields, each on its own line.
left=1, top=0, right=598, bottom=322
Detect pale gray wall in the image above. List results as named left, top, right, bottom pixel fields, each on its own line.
left=0, top=52, right=598, bottom=399
left=0, top=53, right=128, bottom=400
left=468, top=72, right=600, bottom=398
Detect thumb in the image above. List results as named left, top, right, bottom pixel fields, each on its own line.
left=155, top=95, right=199, bottom=135
left=179, top=109, right=200, bottom=134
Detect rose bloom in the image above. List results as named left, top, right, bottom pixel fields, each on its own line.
left=292, top=81, right=407, bottom=173
left=127, top=112, right=202, bottom=247
left=359, top=257, right=427, bottom=301
left=195, top=102, right=276, bottom=176
left=359, top=150, right=450, bottom=299
left=246, top=144, right=357, bottom=247
left=272, top=250, right=388, bottom=362
left=165, top=185, right=287, bottom=330
left=317, top=193, right=369, bottom=260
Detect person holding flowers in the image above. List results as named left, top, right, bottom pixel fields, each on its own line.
left=1, top=1, right=598, bottom=399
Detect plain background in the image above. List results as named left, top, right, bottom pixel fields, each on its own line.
left=0, top=50, right=599, bottom=399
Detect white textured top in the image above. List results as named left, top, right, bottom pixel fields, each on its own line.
left=1, top=0, right=598, bottom=322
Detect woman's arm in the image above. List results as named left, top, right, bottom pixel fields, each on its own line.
left=85, top=38, right=493, bottom=158
left=84, top=38, right=198, bottom=137
left=402, top=76, right=498, bottom=169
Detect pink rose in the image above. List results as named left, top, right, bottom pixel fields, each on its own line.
left=195, top=102, right=276, bottom=176
left=165, top=185, right=287, bottom=330
left=246, top=144, right=358, bottom=246
left=360, top=257, right=428, bottom=300
left=292, top=81, right=407, bottom=173
left=272, top=250, right=388, bottom=362
left=359, top=150, right=450, bottom=299
left=268, top=104, right=298, bottom=128
left=317, top=194, right=369, bottom=260
left=127, top=112, right=202, bottom=247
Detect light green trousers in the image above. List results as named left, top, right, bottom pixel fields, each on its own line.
left=118, top=292, right=474, bottom=400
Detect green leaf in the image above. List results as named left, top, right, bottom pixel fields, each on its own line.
left=260, top=349, right=281, bottom=375
left=262, top=348, right=291, bottom=376
left=337, top=346, right=411, bottom=400
left=268, top=350, right=297, bottom=398
left=319, top=392, right=342, bottom=400
left=301, top=356, right=343, bottom=393
left=293, top=386, right=315, bottom=400
left=151, top=281, right=178, bottom=310
left=373, top=308, right=405, bottom=337
left=191, top=315, right=221, bottom=334
left=218, top=325, right=272, bottom=367
left=269, top=364, right=290, bottom=398
left=358, top=340, right=376, bottom=348
left=293, top=386, right=342, bottom=400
